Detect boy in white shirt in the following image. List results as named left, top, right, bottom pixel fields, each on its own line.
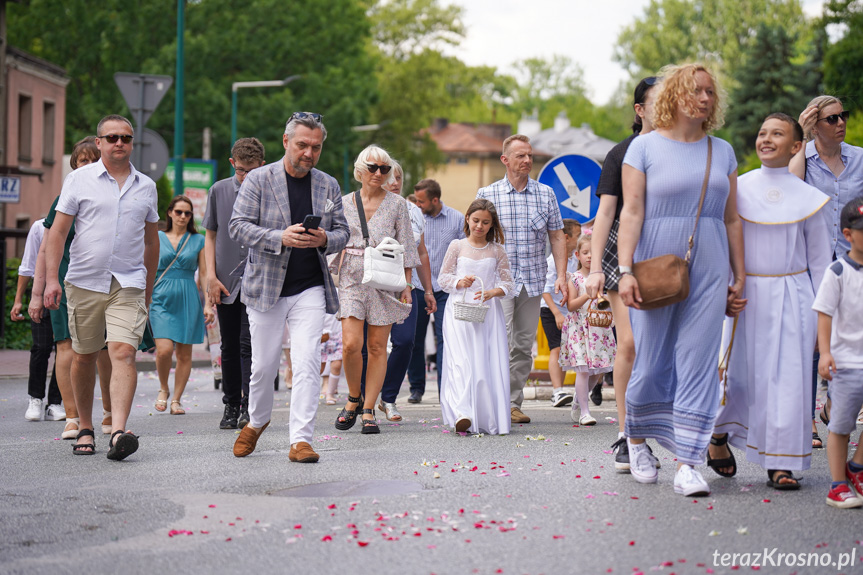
left=813, top=196, right=863, bottom=508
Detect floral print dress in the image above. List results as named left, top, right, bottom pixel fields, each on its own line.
left=558, top=270, right=616, bottom=374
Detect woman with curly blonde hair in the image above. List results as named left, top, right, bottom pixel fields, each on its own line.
left=617, top=63, right=746, bottom=497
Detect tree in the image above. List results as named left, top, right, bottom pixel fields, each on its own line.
left=822, top=0, right=863, bottom=110
left=614, top=0, right=807, bottom=79
left=9, top=0, right=378, bottom=183
left=726, top=23, right=820, bottom=156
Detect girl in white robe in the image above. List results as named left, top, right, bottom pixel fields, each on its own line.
left=438, top=199, right=514, bottom=435
left=712, top=133, right=831, bottom=487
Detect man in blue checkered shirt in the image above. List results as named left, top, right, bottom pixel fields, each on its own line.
left=477, top=134, right=568, bottom=424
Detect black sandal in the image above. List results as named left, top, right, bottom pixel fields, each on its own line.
left=812, top=431, right=823, bottom=449
left=706, top=433, right=736, bottom=477
left=360, top=409, right=380, bottom=435
left=72, top=429, right=96, bottom=455
left=106, top=430, right=139, bottom=461
left=767, top=469, right=801, bottom=491
left=335, top=394, right=362, bottom=431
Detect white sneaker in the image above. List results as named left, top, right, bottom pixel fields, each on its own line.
left=628, top=440, right=658, bottom=484
left=579, top=414, right=597, bottom=426
left=45, top=404, right=66, bottom=421
left=645, top=443, right=662, bottom=469
left=25, top=397, right=44, bottom=421
left=674, top=464, right=710, bottom=497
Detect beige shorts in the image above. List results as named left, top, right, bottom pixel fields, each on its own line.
left=65, top=277, right=148, bottom=355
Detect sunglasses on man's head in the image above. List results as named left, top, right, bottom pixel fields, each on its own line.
left=100, top=134, right=133, bottom=144
left=173, top=209, right=192, bottom=217
left=289, top=111, right=323, bottom=123
left=817, top=110, right=850, bottom=125
left=366, top=163, right=392, bottom=174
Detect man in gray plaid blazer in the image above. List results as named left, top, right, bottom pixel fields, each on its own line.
left=229, top=112, right=348, bottom=462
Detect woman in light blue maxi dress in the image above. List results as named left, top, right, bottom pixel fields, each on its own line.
left=617, top=64, right=746, bottom=496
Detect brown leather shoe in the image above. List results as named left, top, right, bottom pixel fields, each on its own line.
left=288, top=441, right=320, bottom=463
left=511, top=407, right=531, bottom=424
left=233, top=421, right=269, bottom=457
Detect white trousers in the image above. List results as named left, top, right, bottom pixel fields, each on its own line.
left=247, top=287, right=324, bottom=445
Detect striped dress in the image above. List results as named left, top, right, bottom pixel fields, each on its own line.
left=622, top=133, right=737, bottom=466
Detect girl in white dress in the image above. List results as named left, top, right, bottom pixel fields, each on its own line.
left=438, top=199, right=515, bottom=435
left=559, top=233, right=617, bottom=426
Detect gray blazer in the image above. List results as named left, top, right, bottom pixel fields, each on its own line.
left=229, top=161, right=349, bottom=314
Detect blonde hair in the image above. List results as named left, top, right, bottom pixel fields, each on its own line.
left=502, top=134, right=530, bottom=156
left=652, top=63, right=725, bottom=133
left=575, top=233, right=592, bottom=270
left=804, top=95, right=843, bottom=140
left=353, top=144, right=394, bottom=186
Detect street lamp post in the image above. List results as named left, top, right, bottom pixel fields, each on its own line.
left=230, top=75, right=301, bottom=151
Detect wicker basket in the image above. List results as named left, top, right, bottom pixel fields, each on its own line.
left=586, top=297, right=613, bottom=328
left=453, top=276, right=490, bottom=323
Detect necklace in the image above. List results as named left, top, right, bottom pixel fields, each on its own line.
left=467, top=240, right=490, bottom=250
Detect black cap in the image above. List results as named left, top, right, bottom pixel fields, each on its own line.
left=840, top=196, right=863, bottom=231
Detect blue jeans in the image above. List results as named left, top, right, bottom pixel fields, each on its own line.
left=360, top=294, right=419, bottom=403
left=407, top=289, right=448, bottom=395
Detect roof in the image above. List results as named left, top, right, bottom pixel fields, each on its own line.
left=6, top=46, right=68, bottom=80
left=530, top=124, right=616, bottom=163
left=427, top=119, right=552, bottom=159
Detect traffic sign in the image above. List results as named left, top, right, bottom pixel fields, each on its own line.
left=114, top=73, right=173, bottom=126
left=165, top=159, right=217, bottom=228
left=0, top=177, right=21, bottom=203
left=137, top=128, right=170, bottom=182
left=537, top=154, right=602, bottom=224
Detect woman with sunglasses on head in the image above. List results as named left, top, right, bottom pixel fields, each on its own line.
left=150, top=195, right=214, bottom=415
left=791, top=96, right=863, bottom=448
left=332, top=146, right=420, bottom=434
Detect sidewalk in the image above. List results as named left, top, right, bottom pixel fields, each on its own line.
left=0, top=344, right=213, bottom=379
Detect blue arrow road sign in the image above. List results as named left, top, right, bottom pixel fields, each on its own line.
left=537, top=154, right=602, bottom=224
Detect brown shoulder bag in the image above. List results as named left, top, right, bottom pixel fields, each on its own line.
left=632, top=137, right=712, bottom=310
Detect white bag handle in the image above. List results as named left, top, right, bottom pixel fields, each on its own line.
left=375, top=237, right=405, bottom=254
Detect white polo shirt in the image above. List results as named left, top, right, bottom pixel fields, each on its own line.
left=812, top=253, right=863, bottom=369
left=17, top=219, right=45, bottom=277
left=56, top=158, right=158, bottom=293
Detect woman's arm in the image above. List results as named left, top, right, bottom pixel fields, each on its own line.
left=724, top=171, right=746, bottom=317
left=617, top=165, right=646, bottom=308
left=416, top=234, right=437, bottom=314
left=585, top=194, right=618, bottom=298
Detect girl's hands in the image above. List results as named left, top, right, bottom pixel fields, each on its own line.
left=473, top=287, right=504, bottom=302
left=456, top=275, right=476, bottom=290
left=585, top=271, right=605, bottom=299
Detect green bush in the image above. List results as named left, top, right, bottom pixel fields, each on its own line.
left=2, top=257, right=32, bottom=350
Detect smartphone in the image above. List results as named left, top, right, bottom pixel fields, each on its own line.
left=302, top=214, right=322, bottom=233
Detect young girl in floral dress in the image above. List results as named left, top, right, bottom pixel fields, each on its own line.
left=559, top=233, right=616, bottom=425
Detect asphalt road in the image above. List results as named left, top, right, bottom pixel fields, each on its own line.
left=1, top=368, right=861, bottom=575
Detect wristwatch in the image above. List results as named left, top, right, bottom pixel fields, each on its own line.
left=618, top=265, right=633, bottom=276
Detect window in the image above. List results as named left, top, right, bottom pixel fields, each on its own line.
left=42, top=101, right=56, bottom=165
left=18, top=94, right=33, bottom=164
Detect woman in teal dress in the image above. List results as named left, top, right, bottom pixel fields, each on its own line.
left=150, top=195, right=213, bottom=414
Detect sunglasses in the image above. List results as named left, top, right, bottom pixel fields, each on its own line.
left=817, top=110, right=850, bottom=125
left=173, top=209, right=193, bottom=217
left=289, top=111, right=323, bottom=123
left=366, top=163, right=392, bottom=174
left=100, top=134, right=133, bottom=144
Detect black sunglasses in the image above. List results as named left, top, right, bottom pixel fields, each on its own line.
left=173, top=209, right=192, bottom=217
left=366, top=163, right=392, bottom=174
left=100, top=134, right=133, bottom=144
left=289, top=111, right=323, bottom=123
left=817, top=110, right=850, bottom=125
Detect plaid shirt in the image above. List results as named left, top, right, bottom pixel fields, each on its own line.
left=423, top=202, right=465, bottom=292
left=477, top=176, right=563, bottom=297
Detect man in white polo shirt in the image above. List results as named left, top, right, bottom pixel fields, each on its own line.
left=44, top=114, right=159, bottom=461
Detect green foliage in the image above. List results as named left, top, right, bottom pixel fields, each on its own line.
left=844, top=111, right=863, bottom=147
left=156, top=173, right=174, bottom=219
left=737, top=150, right=763, bottom=175
left=614, top=0, right=807, bottom=81
left=8, top=0, right=378, bottom=185
left=822, top=0, right=863, bottom=109
left=2, top=259, right=32, bottom=350
left=726, top=23, right=820, bottom=157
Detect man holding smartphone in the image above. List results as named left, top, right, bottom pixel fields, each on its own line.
left=229, top=112, right=349, bottom=463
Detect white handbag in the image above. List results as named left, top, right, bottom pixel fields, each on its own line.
left=355, top=192, right=407, bottom=292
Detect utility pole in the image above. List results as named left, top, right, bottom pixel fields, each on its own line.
left=173, top=0, right=184, bottom=197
